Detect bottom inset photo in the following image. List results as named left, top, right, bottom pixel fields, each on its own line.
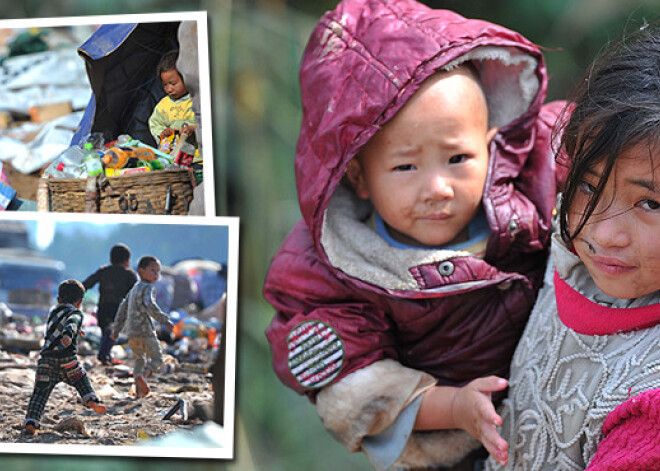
left=0, top=212, right=237, bottom=460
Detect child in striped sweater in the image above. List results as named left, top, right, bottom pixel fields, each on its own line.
left=23, top=279, right=106, bottom=435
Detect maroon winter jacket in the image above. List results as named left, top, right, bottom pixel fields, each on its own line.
left=265, top=0, right=566, bottom=400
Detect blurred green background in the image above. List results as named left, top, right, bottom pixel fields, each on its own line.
left=3, top=0, right=660, bottom=470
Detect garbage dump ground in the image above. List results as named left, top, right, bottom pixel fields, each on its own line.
left=0, top=331, right=217, bottom=447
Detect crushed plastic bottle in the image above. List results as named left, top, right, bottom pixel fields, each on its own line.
left=43, top=145, right=86, bottom=178
left=45, top=161, right=85, bottom=178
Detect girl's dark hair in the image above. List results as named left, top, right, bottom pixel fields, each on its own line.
left=557, top=25, right=660, bottom=243
left=157, top=49, right=180, bottom=78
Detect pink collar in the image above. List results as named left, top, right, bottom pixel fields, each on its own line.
left=554, top=270, right=660, bottom=335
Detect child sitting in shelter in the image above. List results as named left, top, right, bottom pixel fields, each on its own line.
left=148, top=49, right=198, bottom=160
left=23, top=280, right=106, bottom=435
left=112, top=256, right=174, bottom=398
left=263, top=0, right=566, bottom=468
left=485, top=24, right=660, bottom=471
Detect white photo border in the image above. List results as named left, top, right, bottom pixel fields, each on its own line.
left=0, top=11, right=216, bottom=216
left=0, top=210, right=238, bottom=459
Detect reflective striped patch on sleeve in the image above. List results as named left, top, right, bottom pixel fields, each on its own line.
left=287, top=321, right=344, bottom=389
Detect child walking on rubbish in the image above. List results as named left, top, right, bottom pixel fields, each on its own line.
left=23, top=280, right=106, bottom=435
left=484, top=26, right=660, bottom=470
left=112, top=256, right=174, bottom=398
left=83, top=243, right=137, bottom=365
left=263, top=0, right=566, bottom=468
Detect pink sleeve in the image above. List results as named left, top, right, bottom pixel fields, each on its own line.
left=586, top=388, right=660, bottom=470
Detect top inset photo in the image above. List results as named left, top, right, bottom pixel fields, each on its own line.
left=0, top=12, right=214, bottom=216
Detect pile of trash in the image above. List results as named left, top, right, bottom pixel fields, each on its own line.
left=0, top=303, right=44, bottom=353
left=80, top=295, right=223, bottom=373
left=0, top=343, right=217, bottom=447
left=42, top=132, right=193, bottom=180
left=1, top=257, right=226, bottom=365
left=1, top=299, right=223, bottom=384
left=0, top=298, right=222, bottom=447
left=0, top=27, right=94, bottom=177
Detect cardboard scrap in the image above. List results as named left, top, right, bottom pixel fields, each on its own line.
left=28, top=101, right=72, bottom=123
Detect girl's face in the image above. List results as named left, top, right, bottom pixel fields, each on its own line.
left=569, top=141, right=660, bottom=299
left=160, top=69, right=188, bottom=100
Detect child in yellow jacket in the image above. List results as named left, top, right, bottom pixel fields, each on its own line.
left=148, top=49, right=198, bottom=150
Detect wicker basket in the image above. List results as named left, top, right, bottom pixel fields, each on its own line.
left=41, top=169, right=193, bottom=215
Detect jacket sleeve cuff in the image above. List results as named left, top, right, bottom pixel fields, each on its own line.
left=316, top=358, right=483, bottom=469
left=315, top=358, right=435, bottom=451
left=360, top=394, right=423, bottom=470
left=361, top=399, right=485, bottom=470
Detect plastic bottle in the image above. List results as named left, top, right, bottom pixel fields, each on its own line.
left=138, top=158, right=164, bottom=170
left=103, top=147, right=158, bottom=169
left=45, top=161, right=85, bottom=179
left=82, top=142, right=103, bottom=176
left=43, top=146, right=86, bottom=178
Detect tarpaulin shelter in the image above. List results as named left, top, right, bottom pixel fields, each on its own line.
left=72, top=21, right=181, bottom=148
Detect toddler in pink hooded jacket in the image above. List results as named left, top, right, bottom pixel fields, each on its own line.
left=264, top=0, right=566, bottom=468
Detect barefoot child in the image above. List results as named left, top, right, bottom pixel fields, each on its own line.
left=485, top=26, right=660, bottom=470
left=112, top=256, right=174, bottom=398
left=23, top=280, right=106, bottom=435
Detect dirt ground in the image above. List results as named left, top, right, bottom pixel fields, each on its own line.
left=0, top=350, right=214, bottom=446
left=4, top=161, right=42, bottom=201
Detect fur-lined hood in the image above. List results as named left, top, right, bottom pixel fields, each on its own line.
left=296, top=0, right=558, bottom=290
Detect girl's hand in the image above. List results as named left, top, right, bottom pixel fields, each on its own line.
left=160, top=128, right=175, bottom=138
left=452, top=376, right=509, bottom=466
left=61, top=335, right=72, bottom=347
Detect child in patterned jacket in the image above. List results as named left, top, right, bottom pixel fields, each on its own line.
left=23, top=280, right=106, bottom=435
left=112, top=256, right=174, bottom=398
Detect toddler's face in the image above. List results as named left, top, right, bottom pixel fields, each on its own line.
left=161, top=69, right=188, bottom=100
left=139, top=261, right=161, bottom=284
left=347, top=68, right=496, bottom=247
left=569, top=142, right=660, bottom=298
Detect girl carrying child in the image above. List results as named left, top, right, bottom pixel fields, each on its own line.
left=486, top=25, right=660, bottom=470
